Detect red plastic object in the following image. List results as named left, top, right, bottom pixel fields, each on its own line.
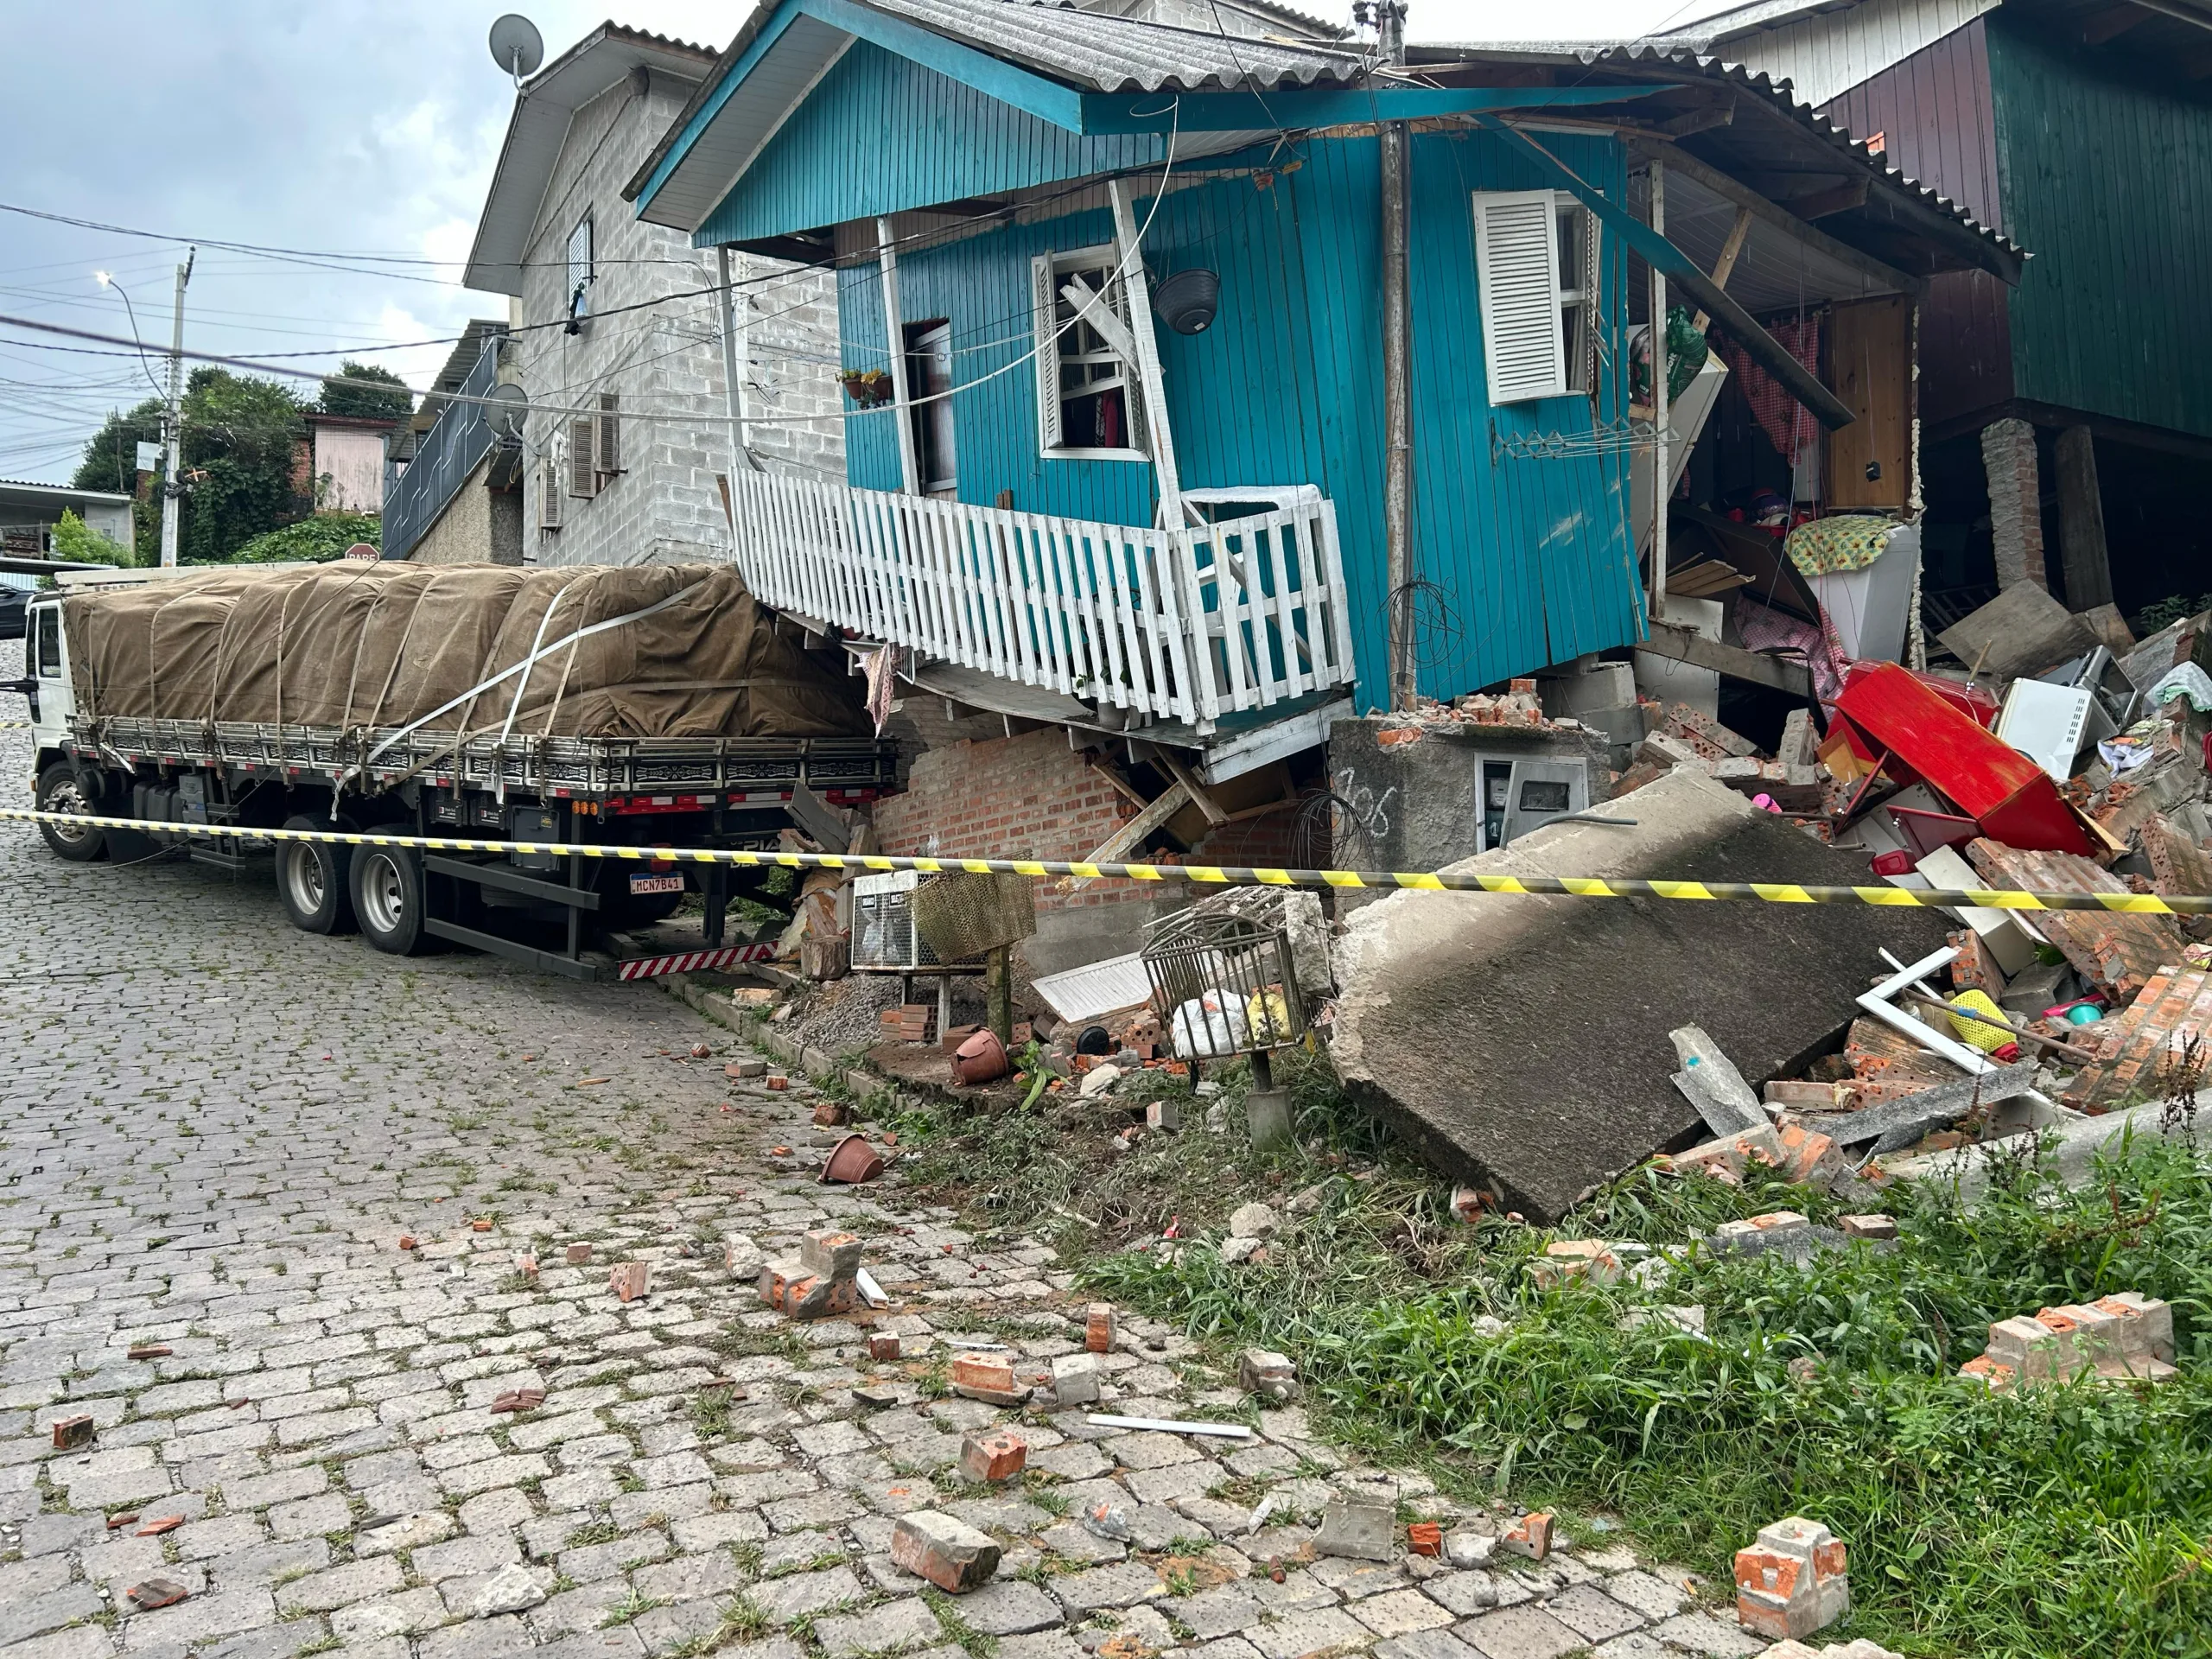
left=1833, top=663, right=2094, bottom=856
left=1870, top=850, right=1916, bottom=877
left=1829, top=662, right=1999, bottom=772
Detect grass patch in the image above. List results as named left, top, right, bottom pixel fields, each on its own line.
left=904, top=1047, right=2212, bottom=1657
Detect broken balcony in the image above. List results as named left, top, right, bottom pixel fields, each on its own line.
left=725, top=470, right=1357, bottom=767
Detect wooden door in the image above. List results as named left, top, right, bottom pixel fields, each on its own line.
left=1826, top=296, right=1910, bottom=512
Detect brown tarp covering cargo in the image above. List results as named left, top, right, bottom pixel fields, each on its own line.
left=63, top=561, right=868, bottom=740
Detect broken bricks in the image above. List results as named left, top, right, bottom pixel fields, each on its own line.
left=759, top=1227, right=867, bottom=1322
left=1735, top=1516, right=1850, bottom=1641
left=607, top=1261, right=650, bottom=1303
left=51, top=1414, right=93, bottom=1450
left=1084, top=1302, right=1117, bottom=1353
left=1958, top=1292, right=2176, bottom=1390
left=960, top=1427, right=1027, bottom=1482
left=1528, top=1238, right=1628, bottom=1289
left=892, top=1510, right=1001, bottom=1592
left=949, top=1351, right=1032, bottom=1407
left=1498, top=1510, right=1554, bottom=1561
left=124, top=1579, right=190, bottom=1611
left=488, top=1388, right=545, bottom=1414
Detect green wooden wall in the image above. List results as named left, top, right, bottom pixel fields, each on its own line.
left=1991, top=15, right=2212, bottom=439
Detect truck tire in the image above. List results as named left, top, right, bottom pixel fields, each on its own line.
left=276, top=814, right=357, bottom=935
left=35, top=763, right=107, bottom=862
left=352, top=844, right=435, bottom=956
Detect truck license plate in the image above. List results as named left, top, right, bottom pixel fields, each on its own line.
left=628, top=874, right=684, bottom=895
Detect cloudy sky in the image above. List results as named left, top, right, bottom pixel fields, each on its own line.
left=0, top=0, right=1725, bottom=486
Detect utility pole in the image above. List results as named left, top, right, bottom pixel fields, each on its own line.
left=1376, top=1, right=1416, bottom=711
left=159, top=248, right=195, bottom=569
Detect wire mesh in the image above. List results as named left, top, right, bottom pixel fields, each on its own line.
left=1141, top=893, right=1306, bottom=1059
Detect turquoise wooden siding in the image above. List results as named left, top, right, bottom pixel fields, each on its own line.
left=696, top=41, right=1162, bottom=247
left=835, top=127, right=1640, bottom=709
left=1991, top=17, right=2212, bottom=440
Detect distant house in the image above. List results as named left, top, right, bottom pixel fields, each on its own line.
left=1647, top=0, right=2212, bottom=625
left=298, top=412, right=398, bottom=514
left=0, top=479, right=135, bottom=556
left=461, top=21, right=844, bottom=567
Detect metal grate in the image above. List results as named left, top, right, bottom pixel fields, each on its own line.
left=1142, top=890, right=1306, bottom=1058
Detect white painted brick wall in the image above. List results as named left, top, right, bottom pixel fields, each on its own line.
left=513, top=78, right=843, bottom=569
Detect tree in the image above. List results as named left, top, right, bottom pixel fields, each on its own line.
left=71, top=368, right=307, bottom=563
left=71, top=399, right=163, bottom=564
left=318, top=359, right=412, bottom=423
left=49, top=509, right=133, bottom=567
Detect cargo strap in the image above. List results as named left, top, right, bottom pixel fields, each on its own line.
left=4, top=806, right=2207, bottom=915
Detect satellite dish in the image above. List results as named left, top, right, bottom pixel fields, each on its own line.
left=488, top=15, right=544, bottom=81
left=485, top=382, right=529, bottom=442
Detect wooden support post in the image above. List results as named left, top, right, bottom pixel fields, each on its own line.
left=876, top=217, right=920, bottom=496
left=1691, top=207, right=1751, bottom=333
left=986, top=946, right=1014, bottom=1050
left=1106, top=178, right=1183, bottom=528
left=2055, top=424, right=2113, bottom=613
left=1649, top=157, right=1669, bottom=626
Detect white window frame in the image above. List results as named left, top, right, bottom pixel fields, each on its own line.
left=1471, top=189, right=1595, bottom=405
left=566, top=217, right=594, bottom=322
left=1032, top=242, right=1150, bottom=462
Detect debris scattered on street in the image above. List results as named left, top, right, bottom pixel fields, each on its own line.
left=1735, top=1516, right=1850, bottom=1641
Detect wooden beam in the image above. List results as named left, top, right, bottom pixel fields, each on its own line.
left=1630, top=140, right=1924, bottom=299
left=1779, top=178, right=1870, bottom=219
left=1660, top=101, right=1736, bottom=138
left=1059, top=781, right=1191, bottom=889
left=1156, top=749, right=1229, bottom=825
left=1639, top=622, right=1814, bottom=698
left=2081, top=4, right=2152, bottom=44
left=1107, top=177, right=1184, bottom=527
left=875, top=217, right=920, bottom=496
left=1692, top=206, right=1754, bottom=332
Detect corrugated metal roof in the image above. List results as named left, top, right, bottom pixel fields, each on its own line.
left=857, top=0, right=1372, bottom=92
left=1411, top=40, right=2023, bottom=275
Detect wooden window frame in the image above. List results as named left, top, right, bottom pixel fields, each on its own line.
left=1033, top=242, right=1150, bottom=463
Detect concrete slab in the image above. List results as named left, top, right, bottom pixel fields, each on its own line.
left=1331, top=769, right=1949, bottom=1222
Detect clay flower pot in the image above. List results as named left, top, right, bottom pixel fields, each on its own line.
left=952, top=1028, right=1009, bottom=1085
left=819, top=1133, right=886, bottom=1185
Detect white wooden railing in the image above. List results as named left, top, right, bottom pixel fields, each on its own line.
left=726, top=473, right=1357, bottom=728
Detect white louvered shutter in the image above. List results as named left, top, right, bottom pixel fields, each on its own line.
left=569, top=418, right=597, bottom=498
left=1113, top=272, right=1150, bottom=459
left=1032, top=254, right=1063, bottom=451
left=596, top=393, right=621, bottom=479
left=1473, top=190, right=1567, bottom=404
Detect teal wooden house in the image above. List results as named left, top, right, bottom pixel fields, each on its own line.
left=626, top=0, right=2012, bottom=777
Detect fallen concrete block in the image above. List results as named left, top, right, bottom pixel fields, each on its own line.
left=1332, top=770, right=1948, bottom=1222
left=799, top=1230, right=862, bottom=1280
left=1237, top=1349, right=1300, bottom=1402
left=1963, top=1294, right=2177, bottom=1389
left=892, top=1510, right=1001, bottom=1592
left=1838, top=1214, right=1897, bottom=1242
left=1314, top=1481, right=1396, bottom=1561
left=1050, top=1353, right=1101, bottom=1406
left=1734, top=1516, right=1849, bottom=1642
left=1443, top=1530, right=1496, bottom=1569
left=1529, top=1238, right=1627, bottom=1288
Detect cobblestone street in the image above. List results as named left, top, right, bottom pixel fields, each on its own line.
left=1, top=639, right=1822, bottom=1659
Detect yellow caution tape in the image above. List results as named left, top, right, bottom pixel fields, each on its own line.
left=3, top=804, right=2208, bottom=915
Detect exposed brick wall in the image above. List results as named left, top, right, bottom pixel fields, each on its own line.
left=868, top=728, right=1316, bottom=918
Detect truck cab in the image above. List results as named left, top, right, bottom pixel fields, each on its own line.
left=16, top=592, right=101, bottom=861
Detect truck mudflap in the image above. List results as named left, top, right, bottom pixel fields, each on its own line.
left=613, top=943, right=779, bottom=982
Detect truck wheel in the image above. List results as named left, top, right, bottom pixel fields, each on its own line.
left=352, top=844, right=434, bottom=955
left=35, top=763, right=107, bottom=862
left=276, top=815, right=357, bottom=935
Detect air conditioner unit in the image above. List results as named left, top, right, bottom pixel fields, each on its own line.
left=851, top=869, right=981, bottom=971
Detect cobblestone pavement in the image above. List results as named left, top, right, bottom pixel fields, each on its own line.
left=0, top=638, right=1821, bottom=1659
